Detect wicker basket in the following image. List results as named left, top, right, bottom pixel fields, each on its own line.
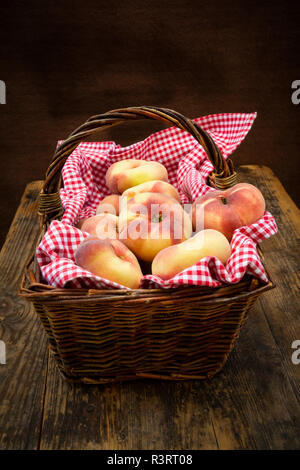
left=19, top=106, right=274, bottom=384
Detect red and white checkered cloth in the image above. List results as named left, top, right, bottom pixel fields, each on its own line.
left=36, top=112, right=278, bottom=290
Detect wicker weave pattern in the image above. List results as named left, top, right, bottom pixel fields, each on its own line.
left=33, top=287, right=261, bottom=383
left=22, top=274, right=273, bottom=383
left=20, top=106, right=275, bottom=384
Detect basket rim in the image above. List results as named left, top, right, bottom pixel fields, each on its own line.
left=19, top=268, right=275, bottom=306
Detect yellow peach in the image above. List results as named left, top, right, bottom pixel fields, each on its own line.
left=119, top=192, right=192, bottom=262
left=74, top=238, right=143, bottom=289
left=76, top=218, right=88, bottom=229
left=96, top=194, right=120, bottom=216
left=121, top=180, right=180, bottom=203
left=152, top=229, right=232, bottom=280
left=105, top=159, right=168, bottom=194
left=81, top=213, right=118, bottom=239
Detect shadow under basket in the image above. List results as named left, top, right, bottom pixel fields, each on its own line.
left=19, top=106, right=275, bottom=384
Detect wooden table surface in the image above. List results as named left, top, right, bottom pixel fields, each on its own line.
left=0, top=165, right=299, bottom=450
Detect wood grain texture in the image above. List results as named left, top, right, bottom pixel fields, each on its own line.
left=0, top=167, right=299, bottom=449
left=238, top=165, right=300, bottom=395
left=0, top=181, right=48, bottom=450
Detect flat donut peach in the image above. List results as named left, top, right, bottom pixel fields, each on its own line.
left=81, top=213, right=118, bottom=239
left=118, top=192, right=192, bottom=262
left=105, top=159, right=168, bottom=194
left=75, top=238, right=143, bottom=289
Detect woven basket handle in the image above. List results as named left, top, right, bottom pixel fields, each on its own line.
left=39, top=106, right=237, bottom=221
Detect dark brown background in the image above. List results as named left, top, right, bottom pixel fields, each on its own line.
left=0, top=0, right=299, bottom=248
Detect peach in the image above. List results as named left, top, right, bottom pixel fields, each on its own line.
left=192, top=183, right=266, bottom=241
left=96, top=194, right=120, bottom=216
left=76, top=218, right=88, bottom=229
left=81, top=213, right=118, bottom=239
left=105, top=159, right=168, bottom=194
left=121, top=180, right=180, bottom=203
left=152, top=229, right=231, bottom=280
left=75, top=238, right=143, bottom=289
left=118, top=192, right=192, bottom=262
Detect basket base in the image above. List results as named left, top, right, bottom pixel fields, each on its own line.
left=50, top=347, right=225, bottom=385
left=57, top=366, right=218, bottom=385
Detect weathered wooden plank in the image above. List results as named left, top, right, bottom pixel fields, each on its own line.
left=205, top=303, right=300, bottom=449
left=239, top=165, right=300, bottom=394
left=39, top=356, right=219, bottom=450
left=0, top=180, right=48, bottom=450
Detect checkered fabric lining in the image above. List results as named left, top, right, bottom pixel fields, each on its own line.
left=36, top=112, right=278, bottom=289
